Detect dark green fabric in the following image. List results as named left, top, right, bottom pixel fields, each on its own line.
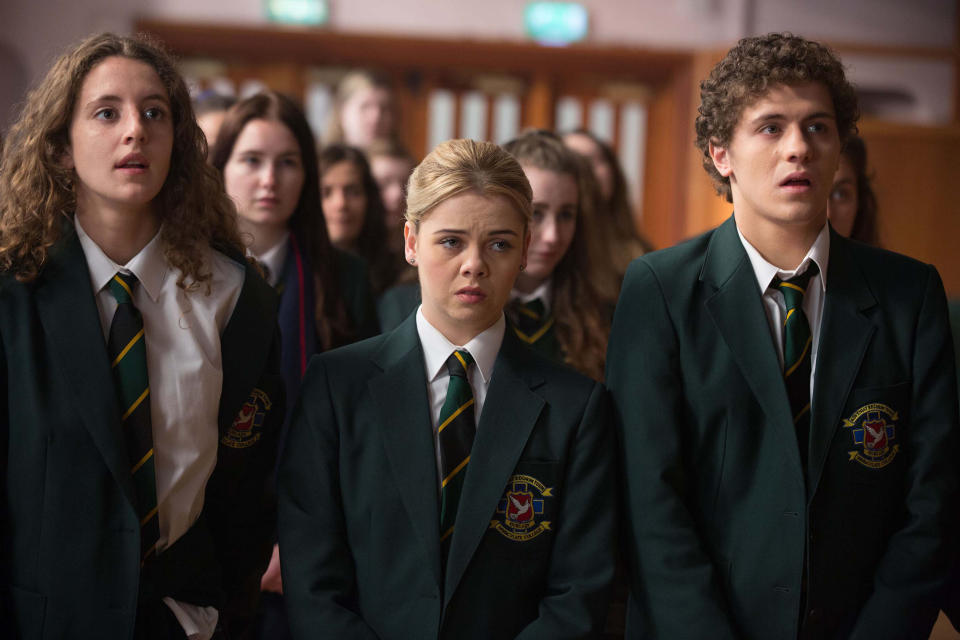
left=279, top=316, right=616, bottom=639
left=377, top=280, right=421, bottom=332
left=438, top=350, right=476, bottom=557
left=333, top=247, right=379, bottom=340
left=0, top=226, right=284, bottom=640
left=107, top=272, right=159, bottom=562
left=774, top=263, right=819, bottom=466
left=607, top=216, right=959, bottom=640
left=506, top=298, right=562, bottom=363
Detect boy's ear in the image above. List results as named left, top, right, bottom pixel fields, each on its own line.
left=708, top=140, right=732, bottom=178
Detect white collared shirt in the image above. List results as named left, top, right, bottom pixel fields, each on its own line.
left=75, top=217, right=244, bottom=640
left=250, top=232, right=289, bottom=288
left=736, top=223, right=830, bottom=395
left=510, top=278, right=553, bottom=313
left=416, top=307, right=505, bottom=485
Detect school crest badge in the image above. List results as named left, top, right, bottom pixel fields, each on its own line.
left=221, top=388, right=271, bottom=449
left=843, top=402, right=899, bottom=469
left=491, top=474, right=553, bottom=541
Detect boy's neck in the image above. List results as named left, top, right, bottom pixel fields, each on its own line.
left=735, top=213, right=825, bottom=271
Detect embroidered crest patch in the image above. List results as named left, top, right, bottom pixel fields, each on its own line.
left=490, top=474, right=554, bottom=542
left=843, top=402, right=899, bottom=469
left=221, top=388, right=271, bottom=449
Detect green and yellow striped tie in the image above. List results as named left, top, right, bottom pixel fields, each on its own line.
left=438, top=349, right=475, bottom=558
left=773, top=262, right=819, bottom=467
left=108, top=272, right=160, bottom=563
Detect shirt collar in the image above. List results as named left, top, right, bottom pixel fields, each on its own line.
left=75, top=216, right=168, bottom=302
left=510, top=278, right=553, bottom=312
left=416, top=307, right=505, bottom=385
left=736, top=222, right=829, bottom=295
left=249, top=232, right=290, bottom=288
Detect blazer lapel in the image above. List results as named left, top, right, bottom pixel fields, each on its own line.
left=443, top=330, right=546, bottom=605
left=807, top=232, right=876, bottom=497
left=368, top=316, right=444, bottom=588
left=35, top=227, right=136, bottom=507
left=218, top=258, right=279, bottom=433
left=703, top=217, right=804, bottom=481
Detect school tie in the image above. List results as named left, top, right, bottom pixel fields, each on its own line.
left=773, top=262, right=820, bottom=467
left=107, top=272, right=160, bottom=563
left=438, top=349, right=476, bottom=557
left=510, top=298, right=554, bottom=344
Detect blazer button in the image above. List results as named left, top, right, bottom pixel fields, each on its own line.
left=807, top=608, right=820, bottom=622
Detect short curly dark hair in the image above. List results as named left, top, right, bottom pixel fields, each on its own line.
left=695, top=33, right=859, bottom=202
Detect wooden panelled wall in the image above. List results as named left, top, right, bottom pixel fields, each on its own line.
left=139, top=21, right=959, bottom=295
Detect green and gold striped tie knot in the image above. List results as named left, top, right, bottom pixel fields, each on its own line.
left=107, top=272, right=160, bottom=563
left=438, top=349, right=476, bottom=557
left=510, top=297, right=554, bottom=344
left=772, top=261, right=819, bottom=466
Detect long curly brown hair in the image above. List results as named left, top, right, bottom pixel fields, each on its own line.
left=504, top=130, right=612, bottom=381
left=211, top=91, right=354, bottom=350
left=0, top=32, right=243, bottom=287
left=695, top=32, right=860, bottom=203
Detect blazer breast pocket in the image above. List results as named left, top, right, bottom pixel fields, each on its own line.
left=836, top=380, right=910, bottom=486
left=486, top=460, right=560, bottom=559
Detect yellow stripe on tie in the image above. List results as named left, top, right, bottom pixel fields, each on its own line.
left=440, top=525, right=455, bottom=542
left=141, top=540, right=159, bottom=564
left=779, top=281, right=806, bottom=295
left=454, top=351, right=468, bottom=370
left=140, top=505, right=159, bottom=527
left=122, top=387, right=150, bottom=421
left=783, top=308, right=795, bottom=327
left=784, top=336, right=812, bottom=378
left=131, top=449, right=153, bottom=474
left=438, top=398, right=474, bottom=433
left=794, top=402, right=811, bottom=423
left=112, top=328, right=144, bottom=367
left=514, top=317, right=555, bottom=345
left=518, top=306, right=539, bottom=319
left=113, top=274, right=133, bottom=297
left=442, top=456, right=470, bottom=488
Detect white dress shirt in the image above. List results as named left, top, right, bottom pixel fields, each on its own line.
left=75, top=217, right=244, bottom=640
left=251, top=231, right=289, bottom=288
left=416, top=308, right=505, bottom=486
left=510, top=278, right=553, bottom=313
left=736, top=223, right=830, bottom=395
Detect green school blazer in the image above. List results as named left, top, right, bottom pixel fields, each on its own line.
left=0, top=226, right=284, bottom=640
left=279, top=314, right=616, bottom=639
left=606, top=216, right=959, bottom=640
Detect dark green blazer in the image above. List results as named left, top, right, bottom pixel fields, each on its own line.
left=606, top=216, right=959, bottom=640
left=332, top=247, right=379, bottom=340
left=279, top=314, right=615, bottom=639
left=0, top=226, right=284, bottom=639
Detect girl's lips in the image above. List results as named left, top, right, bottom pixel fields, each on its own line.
left=456, top=288, right=487, bottom=303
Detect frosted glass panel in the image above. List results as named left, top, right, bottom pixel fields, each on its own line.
left=492, top=94, right=521, bottom=144
left=427, top=89, right=456, bottom=152
left=555, top=96, right=582, bottom=133
left=209, top=77, right=237, bottom=97
left=588, top=99, right=615, bottom=142
left=618, top=102, right=647, bottom=220
left=305, top=82, right=333, bottom=143
left=239, top=79, right=268, bottom=98
left=459, top=91, right=488, bottom=140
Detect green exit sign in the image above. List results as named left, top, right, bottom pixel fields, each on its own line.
left=266, top=0, right=328, bottom=25
left=525, top=2, right=588, bottom=46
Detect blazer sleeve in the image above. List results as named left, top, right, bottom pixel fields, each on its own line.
left=0, top=333, right=10, bottom=639
left=605, top=260, right=740, bottom=639
left=849, top=265, right=960, bottom=639
left=515, top=382, right=616, bottom=640
left=214, top=326, right=285, bottom=640
left=277, top=357, right=379, bottom=640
